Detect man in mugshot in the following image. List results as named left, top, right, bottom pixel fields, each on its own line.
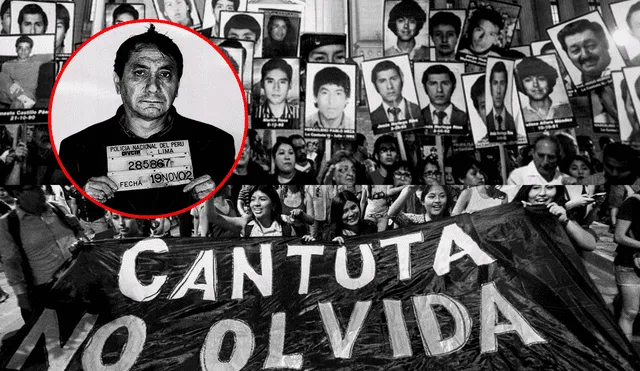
left=263, top=15, right=295, bottom=58
left=201, top=0, right=239, bottom=37
left=112, top=4, right=140, bottom=25
left=557, top=19, right=613, bottom=85
left=306, top=66, right=353, bottom=130
left=300, top=34, right=346, bottom=63
left=626, top=2, right=640, bottom=65
left=256, top=58, right=298, bottom=120
left=458, top=7, right=503, bottom=57
left=55, top=4, right=70, bottom=54
left=486, top=61, right=515, bottom=135
left=384, top=0, right=429, bottom=61
left=18, top=3, right=47, bottom=34
left=58, top=25, right=235, bottom=215
left=224, top=13, right=260, bottom=42
left=369, top=60, right=423, bottom=126
left=159, top=0, right=194, bottom=27
left=515, top=57, right=572, bottom=122
left=429, top=11, right=461, bottom=61
left=420, top=64, right=467, bottom=129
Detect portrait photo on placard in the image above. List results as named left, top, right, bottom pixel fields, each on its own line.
left=211, top=37, right=254, bottom=91
left=531, top=39, right=576, bottom=96
left=456, top=0, right=521, bottom=65
left=0, top=34, right=54, bottom=122
left=514, top=54, right=575, bottom=133
left=304, top=63, right=356, bottom=140
left=622, top=66, right=640, bottom=146
left=105, top=4, right=145, bottom=28
left=152, top=0, right=201, bottom=28
left=299, top=33, right=347, bottom=64
left=251, top=57, right=300, bottom=129
left=547, top=11, right=626, bottom=94
left=10, top=1, right=55, bottom=35
left=51, top=22, right=246, bottom=217
left=590, top=81, right=620, bottom=133
left=510, top=72, right=530, bottom=145
left=55, top=2, right=74, bottom=56
left=413, top=61, right=467, bottom=135
left=219, top=11, right=264, bottom=57
left=247, top=0, right=306, bottom=33
left=610, top=0, right=640, bottom=66
left=361, top=54, right=425, bottom=134
left=461, top=72, right=496, bottom=149
left=612, top=71, right=639, bottom=147
left=383, top=0, right=430, bottom=61
left=201, top=0, right=247, bottom=38
left=262, top=9, right=300, bottom=58
left=428, top=9, right=465, bottom=62
left=485, top=57, right=516, bottom=142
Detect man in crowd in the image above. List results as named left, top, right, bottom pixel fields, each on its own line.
left=224, top=13, right=261, bottom=42
left=263, top=15, right=295, bottom=58
left=429, top=11, right=461, bottom=61
left=384, top=0, right=429, bottom=60
left=256, top=58, right=298, bottom=120
left=369, top=60, right=423, bottom=126
left=306, top=66, right=353, bottom=130
left=226, top=136, right=267, bottom=186
left=112, top=4, right=140, bottom=25
left=420, top=64, right=467, bottom=130
left=289, top=134, right=314, bottom=174
left=507, top=135, right=570, bottom=184
left=159, top=0, right=195, bottom=27
left=18, top=3, right=47, bottom=34
left=55, top=4, right=70, bottom=54
left=59, top=25, right=235, bottom=215
left=300, top=33, right=346, bottom=63
left=4, top=124, right=66, bottom=184
left=515, top=56, right=572, bottom=122
left=557, top=19, right=613, bottom=85
left=486, top=61, right=515, bottom=138
left=201, top=0, right=239, bottom=37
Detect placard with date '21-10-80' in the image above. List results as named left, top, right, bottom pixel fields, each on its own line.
left=106, top=140, right=194, bottom=192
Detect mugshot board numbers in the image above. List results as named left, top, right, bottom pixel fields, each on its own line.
left=107, top=140, right=194, bottom=191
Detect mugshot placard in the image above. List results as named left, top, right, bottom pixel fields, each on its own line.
left=201, top=0, right=248, bottom=38
left=428, top=9, right=466, bottom=62
left=484, top=57, right=516, bottom=143
left=105, top=3, right=145, bottom=28
left=456, top=0, right=521, bottom=66
left=152, top=0, right=201, bottom=29
left=10, top=1, right=55, bottom=35
left=610, top=0, right=640, bottom=66
left=613, top=71, right=640, bottom=147
left=261, top=9, right=301, bottom=58
left=219, top=11, right=264, bottom=57
left=413, top=61, right=468, bottom=135
left=622, top=66, right=640, bottom=145
left=211, top=37, right=254, bottom=91
left=361, top=54, right=426, bottom=134
left=547, top=11, right=627, bottom=94
left=303, top=63, right=356, bottom=140
left=251, top=57, right=300, bottom=129
left=514, top=54, right=576, bottom=133
left=0, top=34, right=54, bottom=123
left=530, top=39, right=577, bottom=97
left=383, top=0, right=430, bottom=61
left=461, top=72, right=497, bottom=149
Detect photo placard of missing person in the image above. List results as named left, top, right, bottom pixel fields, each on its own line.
left=455, top=0, right=521, bottom=66
left=219, top=10, right=264, bottom=57
left=54, top=2, right=74, bottom=57
left=513, top=54, right=576, bottom=133
left=610, top=0, right=640, bottom=66
left=361, top=54, right=425, bottom=135
left=201, top=0, right=248, bottom=38
left=382, top=0, right=430, bottom=61
left=484, top=57, right=516, bottom=143
left=211, top=37, right=254, bottom=91
left=530, top=39, right=577, bottom=97
left=152, top=0, right=201, bottom=29
left=0, top=34, right=54, bottom=123
left=428, top=9, right=466, bottom=62
left=251, top=57, right=300, bottom=129
left=547, top=11, right=627, bottom=94
left=105, top=3, right=145, bottom=29
left=612, top=71, right=638, bottom=147
left=622, top=66, right=640, bottom=147
left=303, top=63, right=356, bottom=140
left=462, top=72, right=498, bottom=149
left=261, top=8, right=301, bottom=58
left=9, top=0, right=55, bottom=35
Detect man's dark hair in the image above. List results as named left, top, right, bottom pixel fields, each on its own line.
left=1, top=0, right=10, bottom=18
left=56, top=4, right=70, bottom=32
left=373, top=134, right=397, bottom=156
left=266, top=14, right=292, bottom=41
left=354, top=132, right=367, bottom=149
left=112, top=4, right=140, bottom=24
left=421, top=64, right=456, bottom=91
left=18, top=3, right=48, bottom=32
left=470, top=75, right=485, bottom=110
left=260, top=58, right=292, bottom=84
left=15, top=35, right=33, bottom=48
left=627, top=2, right=640, bottom=28
left=224, top=13, right=261, bottom=39
left=489, top=61, right=507, bottom=84
left=467, top=7, right=503, bottom=34
left=114, top=24, right=184, bottom=79
left=450, top=153, right=483, bottom=184
left=156, top=0, right=192, bottom=21
left=299, top=33, right=346, bottom=61
left=557, top=19, right=608, bottom=52
left=289, top=134, right=305, bottom=143
left=313, top=66, right=350, bottom=97
left=212, top=0, right=240, bottom=11
left=370, top=60, right=402, bottom=85
left=514, top=57, right=558, bottom=94
left=540, top=41, right=555, bottom=54
left=387, top=0, right=427, bottom=35
left=429, top=11, right=461, bottom=36
left=219, top=39, right=247, bottom=63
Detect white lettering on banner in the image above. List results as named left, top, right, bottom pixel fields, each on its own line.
left=81, top=315, right=146, bottom=371
left=7, top=309, right=97, bottom=370
left=118, top=238, right=168, bottom=302
left=168, top=250, right=217, bottom=301
left=379, top=232, right=423, bottom=281
left=383, top=299, right=413, bottom=358
left=200, top=319, right=254, bottom=371
left=433, top=224, right=496, bottom=276
left=335, top=244, right=375, bottom=290
left=318, top=301, right=372, bottom=359
left=263, top=312, right=304, bottom=369
left=287, top=245, right=325, bottom=294
left=232, top=244, right=273, bottom=300
left=412, top=294, right=472, bottom=356
left=480, top=282, right=547, bottom=353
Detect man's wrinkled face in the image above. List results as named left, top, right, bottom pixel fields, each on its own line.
left=32, top=125, right=50, bottom=150
left=307, top=44, right=346, bottom=63
left=163, top=0, right=190, bottom=25
left=432, top=24, right=457, bottom=56
left=532, top=139, right=559, bottom=178
left=16, top=41, right=31, bottom=60
left=227, top=27, right=257, bottom=41
left=394, top=16, right=418, bottom=41
left=522, top=74, right=551, bottom=101
left=292, top=138, right=307, bottom=163
left=425, top=73, right=453, bottom=106
left=374, top=68, right=403, bottom=105
left=490, top=71, right=506, bottom=109
left=263, top=68, right=290, bottom=105
left=114, top=45, right=180, bottom=121
left=20, top=13, right=45, bottom=34
left=564, top=29, right=611, bottom=78
left=269, top=18, right=287, bottom=41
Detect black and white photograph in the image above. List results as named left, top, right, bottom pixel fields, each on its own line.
left=299, top=33, right=347, bottom=63
left=55, top=2, right=74, bottom=56
left=514, top=54, right=575, bottom=133
left=0, top=34, right=54, bottom=122
left=251, top=57, right=299, bottom=129
left=105, top=3, right=145, bottom=29
left=351, top=55, right=365, bottom=106
left=547, top=11, right=627, bottom=93
left=485, top=57, right=516, bottom=142
left=261, top=9, right=300, bottom=58
left=510, top=45, right=531, bottom=57
left=303, top=63, right=356, bottom=140
left=610, top=0, right=640, bottom=66
left=428, top=9, right=465, bottom=62
left=211, top=37, right=254, bottom=91
left=613, top=71, right=637, bottom=145
left=247, top=0, right=307, bottom=34
left=361, top=54, right=425, bottom=134
left=50, top=22, right=245, bottom=216
left=531, top=39, right=576, bottom=96
left=10, top=0, right=55, bottom=35
left=201, top=0, right=247, bottom=38
left=456, top=0, right=521, bottom=66
left=591, top=81, right=620, bottom=133
left=219, top=10, right=264, bottom=57
left=383, top=0, right=429, bottom=61
left=462, top=72, right=497, bottom=148
left=413, top=61, right=467, bottom=135
left=152, top=0, right=201, bottom=29
left=622, top=66, right=640, bottom=146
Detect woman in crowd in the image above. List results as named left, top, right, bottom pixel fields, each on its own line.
left=388, top=184, right=452, bottom=228
left=563, top=154, right=594, bottom=185
left=318, top=190, right=377, bottom=244
left=452, top=185, right=507, bottom=215
left=270, top=137, right=317, bottom=185
left=319, top=150, right=357, bottom=185
left=420, top=158, right=442, bottom=185
left=278, top=185, right=314, bottom=236
left=613, top=189, right=640, bottom=340
left=453, top=157, right=486, bottom=186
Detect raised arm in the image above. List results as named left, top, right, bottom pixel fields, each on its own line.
left=205, top=198, right=249, bottom=233
left=388, top=185, right=417, bottom=218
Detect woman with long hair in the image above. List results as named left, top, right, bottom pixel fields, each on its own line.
left=388, top=184, right=452, bottom=227
left=269, top=137, right=317, bottom=185
left=316, top=190, right=377, bottom=244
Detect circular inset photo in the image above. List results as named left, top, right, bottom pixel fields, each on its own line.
left=50, top=20, right=247, bottom=218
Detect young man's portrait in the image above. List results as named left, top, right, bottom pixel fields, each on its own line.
left=613, top=71, right=640, bottom=149
left=622, top=66, right=640, bottom=148
left=201, top=0, right=244, bottom=38
left=383, top=0, right=430, bottom=61
left=55, top=2, right=73, bottom=55
left=252, top=57, right=299, bottom=129
left=484, top=58, right=516, bottom=142
left=105, top=4, right=144, bottom=28
left=428, top=9, right=464, bottom=61
left=262, top=10, right=300, bottom=58
left=610, top=0, right=640, bottom=66
left=10, top=1, right=55, bottom=35
left=219, top=11, right=264, bottom=56
left=211, top=37, right=254, bottom=91
left=153, top=0, right=201, bottom=29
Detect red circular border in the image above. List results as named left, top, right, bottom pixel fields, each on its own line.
left=48, top=19, right=248, bottom=220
